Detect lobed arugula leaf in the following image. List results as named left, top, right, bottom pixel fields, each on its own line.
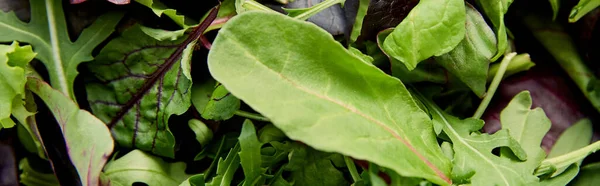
left=206, top=143, right=241, bottom=186
left=208, top=12, right=452, bottom=185
left=102, top=150, right=191, bottom=185
left=27, top=77, right=114, bottom=186
left=434, top=4, right=497, bottom=97
left=238, top=120, right=266, bottom=186
left=475, top=0, right=513, bottom=60
left=0, top=42, right=36, bottom=129
left=284, top=145, right=348, bottom=186
left=382, top=0, right=466, bottom=70
left=0, top=0, right=123, bottom=99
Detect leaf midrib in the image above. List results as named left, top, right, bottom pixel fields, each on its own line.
left=221, top=32, right=449, bottom=183
left=45, top=0, right=68, bottom=95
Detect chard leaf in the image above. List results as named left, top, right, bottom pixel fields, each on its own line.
left=0, top=42, right=36, bottom=129
left=208, top=12, right=452, bottom=185
left=238, top=120, right=266, bottom=186
left=103, top=150, right=191, bottom=185
left=206, top=143, right=241, bottom=186
left=475, top=0, right=512, bottom=60
left=86, top=7, right=217, bottom=158
left=285, top=145, right=349, bottom=186
left=27, top=77, right=114, bottom=186
left=382, top=0, right=466, bottom=70
left=202, top=84, right=241, bottom=121
left=569, top=0, right=600, bottom=22
left=434, top=4, right=497, bottom=97
left=416, top=90, right=539, bottom=185
left=499, top=91, right=551, bottom=174
left=0, top=0, right=123, bottom=99
left=19, top=158, right=60, bottom=186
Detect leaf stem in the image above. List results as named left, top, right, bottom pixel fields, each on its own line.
left=288, top=0, right=346, bottom=21
left=486, top=53, right=534, bottom=83
left=344, top=156, right=361, bottom=182
left=535, top=141, right=600, bottom=176
left=472, top=52, right=516, bottom=119
left=234, top=110, right=270, bottom=122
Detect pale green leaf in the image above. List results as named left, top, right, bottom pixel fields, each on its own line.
left=0, top=42, right=35, bottom=129
left=86, top=25, right=193, bottom=158
left=19, top=158, right=59, bottom=186
left=188, top=119, right=214, bottom=147
left=202, top=84, right=241, bottom=121
left=536, top=140, right=600, bottom=176
left=208, top=12, right=452, bottom=185
left=0, top=0, right=123, bottom=99
left=548, top=118, right=593, bottom=159
left=415, top=90, right=540, bottom=185
left=283, top=0, right=346, bottom=21
left=541, top=164, right=580, bottom=186
left=192, top=79, right=217, bottom=116
left=382, top=0, right=466, bottom=70
left=475, top=0, right=513, bottom=60
left=103, top=150, right=191, bottom=185
left=434, top=4, right=497, bottom=97
left=349, top=0, right=370, bottom=43
left=569, top=0, right=600, bottom=22
left=500, top=91, right=551, bottom=174
left=206, top=143, right=241, bottom=186
left=26, top=77, right=114, bottom=185
left=238, top=120, right=266, bottom=186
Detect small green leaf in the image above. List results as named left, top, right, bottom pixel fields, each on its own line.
left=189, top=119, right=214, bottom=147
left=349, top=0, right=370, bottom=43
left=208, top=12, right=452, bottom=185
left=549, top=119, right=593, bottom=159
left=134, top=0, right=196, bottom=27
left=206, top=143, right=241, bottom=186
left=569, top=0, right=600, bottom=22
left=475, top=0, right=513, bottom=60
left=382, top=0, right=466, bottom=70
left=570, top=162, right=600, bottom=185
left=0, top=0, right=123, bottom=99
left=0, top=42, right=36, bottom=129
left=13, top=91, right=45, bottom=158
left=283, top=0, right=346, bottom=21
left=238, top=120, right=266, bottom=186
left=179, top=174, right=206, bottom=186
left=192, top=79, right=217, bottom=115
left=536, top=140, right=600, bottom=176
left=285, top=145, right=349, bottom=186
left=540, top=164, right=580, bottom=186
left=257, top=124, right=287, bottom=143
left=27, top=77, right=114, bottom=185
left=202, top=84, right=241, bottom=121
left=19, top=158, right=59, bottom=186
left=434, top=4, right=497, bottom=97
left=549, top=0, right=560, bottom=20
left=103, top=150, right=191, bottom=185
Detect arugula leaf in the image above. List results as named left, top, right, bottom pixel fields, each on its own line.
left=382, top=0, right=466, bottom=70
left=434, top=4, right=497, bottom=97
left=134, top=0, right=196, bottom=28
left=189, top=119, right=214, bottom=147
left=238, top=120, right=266, bottom=186
left=0, top=0, right=123, bottom=99
left=102, top=150, right=191, bottom=185
left=416, top=90, right=542, bottom=185
left=208, top=12, right=452, bottom=185
left=179, top=174, right=206, bottom=186
left=206, top=143, right=241, bottom=186
left=285, top=145, right=349, bottom=186
left=0, top=42, right=36, bottom=129
left=202, top=84, right=241, bottom=121
left=475, top=0, right=513, bottom=60
left=549, top=0, right=560, bottom=20
left=27, top=77, right=114, bottom=186
left=19, top=158, right=60, bottom=186
left=569, top=0, right=600, bottom=22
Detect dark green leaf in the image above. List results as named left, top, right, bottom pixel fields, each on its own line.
left=206, top=143, right=241, bottom=186
left=475, top=0, right=512, bottom=60
left=202, top=84, right=241, bottom=121
left=19, top=158, right=59, bottom=186
left=238, top=120, right=266, bottom=186
left=189, top=119, right=214, bottom=147
left=570, top=162, right=600, bottom=185
left=285, top=145, right=348, bottom=186
left=192, top=79, right=217, bottom=116
left=179, top=174, right=206, bottom=186
left=569, top=0, right=600, bottom=22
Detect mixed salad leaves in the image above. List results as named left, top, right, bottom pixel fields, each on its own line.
left=1, top=0, right=600, bottom=185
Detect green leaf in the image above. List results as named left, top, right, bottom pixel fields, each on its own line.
left=434, top=4, right=497, bottom=97
left=540, top=164, right=580, bottom=186
left=349, top=0, right=370, bottom=43
left=202, top=84, right=241, bottom=121
left=257, top=124, right=287, bottom=143
left=192, top=79, right=217, bottom=115
left=179, top=174, right=206, bottom=186
left=475, top=0, right=513, bottom=60
left=261, top=141, right=294, bottom=169
left=19, top=158, right=59, bottom=186
left=570, top=162, right=600, bottom=185
left=206, top=143, right=241, bottom=186
left=549, top=119, right=593, bottom=159
left=238, top=120, right=266, bottom=186
left=285, top=145, right=349, bottom=186
left=569, top=0, right=600, bottom=22
left=536, top=140, right=600, bottom=176
left=0, top=42, right=36, bottom=129
left=208, top=12, right=452, bottom=185
left=283, top=0, right=346, bottom=21
left=134, top=0, right=196, bottom=28
left=549, top=0, right=560, bottom=20
left=189, top=119, right=214, bottom=147
left=499, top=91, right=551, bottom=173
left=415, top=90, right=540, bottom=185
left=26, top=77, right=114, bottom=185
left=13, top=91, right=45, bottom=158
left=382, top=0, right=466, bottom=70
left=0, top=0, right=123, bottom=99
left=103, top=150, right=191, bottom=185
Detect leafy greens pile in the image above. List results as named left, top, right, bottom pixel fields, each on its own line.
left=1, top=0, right=600, bottom=185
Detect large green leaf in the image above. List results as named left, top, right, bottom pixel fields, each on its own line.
left=382, top=0, right=466, bottom=70
left=475, top=0, right=513, bottom=60
left=434, top=4, right=497, bottom=97
left=416, top=90, right=541, bottom=185
left=208, top=12, right=452, bottom=185
left=27, top=77, right=114, bottom=186
left=0, top=42, right=36, bottom=129
left=238, top=120, right=266, bottom=186
left=0, top=0, right=123, bottom=99
left=103, top=150, right=191, bottom=185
